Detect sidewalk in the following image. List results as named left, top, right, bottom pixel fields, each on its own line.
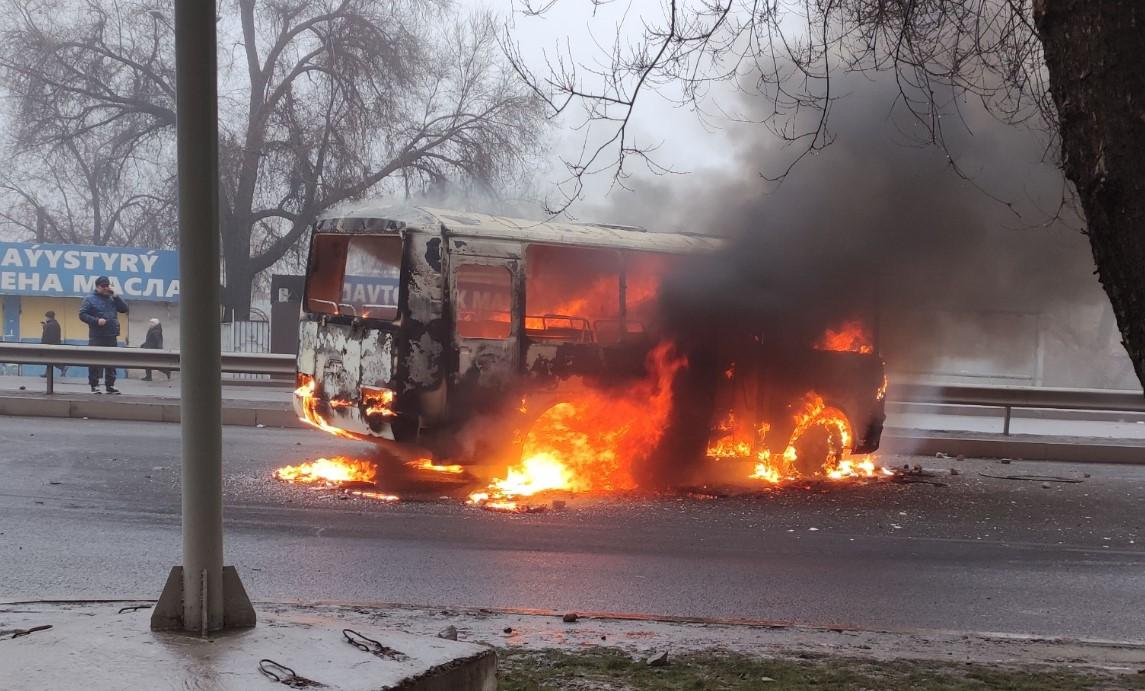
left=3, top=600, right=1142, bottom=690
left=0, top=373, right=302, bottom=428
left=0, top=601, right=496, bottom=690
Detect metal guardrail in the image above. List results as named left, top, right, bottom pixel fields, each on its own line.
left=0, top=342, right=295, bottom=394
left=3, top=343, right=1145, bottom=434
left=887, top=382, right=1145, bottom=434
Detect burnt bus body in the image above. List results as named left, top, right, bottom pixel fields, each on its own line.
left=295, top=205, right=885, bottom=466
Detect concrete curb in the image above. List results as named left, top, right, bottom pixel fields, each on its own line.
left=0, top=392, right=306, bottom=429
left=883, top=429, right=1145, bottom=464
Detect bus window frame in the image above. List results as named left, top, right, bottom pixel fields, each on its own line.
left=522, top=242, right=623, bottom=345
left=302, top=230, right=406, bottom=324
left=453, top=262, right=515, bottom=341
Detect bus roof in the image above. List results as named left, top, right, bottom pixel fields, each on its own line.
left=318, top=204, right=725, bottom=254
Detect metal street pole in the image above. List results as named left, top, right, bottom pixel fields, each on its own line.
left=152, top=0, right=253, bottom=634
left=175, top=0, right=223, bottom=633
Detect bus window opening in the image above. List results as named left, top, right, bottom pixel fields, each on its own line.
left=525, top=245, right=621, bottom=343
left=624, top=252, right=682, bottom=336
left=304, top=234, right=402, bottom=320
left=456, top=264, right=512, bottom=339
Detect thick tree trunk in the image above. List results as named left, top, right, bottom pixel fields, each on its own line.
left=222, top=259, right=254, bottom=321
left=221, top=220, right=254, bottom=321
left=1035, top=1, right=1145, bottom=388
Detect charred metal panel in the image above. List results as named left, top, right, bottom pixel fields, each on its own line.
left=399, top=232, right=445, bottom=392
left=297, top=321, right=318, bottom=376
left=359, top=329, right=394, bottom=387
left=445, top=236, right=524, bottom=260
left=458, top=341, right=518, bottom=390
left=525, top=341, right=649, bottom=391
left=296, top=320, right=400, bottom=441
left=314, top=323, right=361, bottom=401
left=445, top=239, right=523, bottom=426
left=324, top=203, right=724, bottom=254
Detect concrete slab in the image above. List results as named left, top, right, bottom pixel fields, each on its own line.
left=0, top=602, right=496, bottom=691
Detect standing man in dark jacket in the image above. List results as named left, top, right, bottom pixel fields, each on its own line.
left=78, top=276, right=128, bottom=394
left=39, top=310, right=67, bottom=377
left=140, top=318, right=169, bottom=381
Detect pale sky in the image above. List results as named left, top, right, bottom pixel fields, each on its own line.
left=483, top=0, right=742, bottom=207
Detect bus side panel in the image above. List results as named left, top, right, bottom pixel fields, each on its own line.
left=398, top=232, right=447, bottom=422
left=297, top=320, right=318, bottom=376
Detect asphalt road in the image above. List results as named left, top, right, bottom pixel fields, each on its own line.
left=1, top=417, right=1143, bottom=641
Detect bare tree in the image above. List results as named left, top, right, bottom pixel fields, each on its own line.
left=0, top=0, right=175, bottom=246
left=0, top=133, right=175, bottom=247
left=1, top=0, right=543, bottom=317
left=506, top=0, right=1145, bottom=389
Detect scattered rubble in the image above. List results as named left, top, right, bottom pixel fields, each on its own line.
left=646, top=651, right=670, bottom=667
left=437, top=625, right=458, bottom=641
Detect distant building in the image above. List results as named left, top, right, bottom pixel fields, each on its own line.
left=0, top=241, right=180, bottom=377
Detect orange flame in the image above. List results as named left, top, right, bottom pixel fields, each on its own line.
left=706, top=411, right=753, bottom=458
left=468, top=342, right=686, bottom=510
left=363, top=386, right=397, bottom=417
left=815, top=320, right=874, bottom=354
left=294, top=375, right=358, bottom=439
left=753, top=393, right=849, bottom=481
left=705, top=392, right=889, bottom=484
left=295, top=375, right=396, bottom=437
left=273, top=456, right=377, bottom=484
left=405, top=458, right=465, bottom=474
left=348, top=489, right=400, bottom=502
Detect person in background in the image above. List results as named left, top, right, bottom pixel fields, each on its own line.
left=78, top=276, right=128, bottom=394
left=39, top=310, right=67, bottom=378
left=140, top=317, right=170, bottom=381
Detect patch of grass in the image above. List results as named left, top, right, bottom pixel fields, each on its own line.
left=497, top=648, right=1145, bottom=691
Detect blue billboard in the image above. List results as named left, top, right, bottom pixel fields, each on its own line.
left=0, top=241, right=180, bottom=301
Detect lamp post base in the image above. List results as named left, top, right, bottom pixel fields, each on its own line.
left=150, top=566, right=256, bottom=633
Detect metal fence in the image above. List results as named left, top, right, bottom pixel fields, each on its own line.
left=887, top=382, right=1145, bottom=434
left=0, top=342, right=293, bottom=394
left=221, top=319, right=272, bottom=381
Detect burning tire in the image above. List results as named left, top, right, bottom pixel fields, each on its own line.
left=784, top=405, right=853, bottom=476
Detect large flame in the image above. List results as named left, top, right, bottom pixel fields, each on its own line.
left=705, top=392, right=890, bottom=484
left=468, top=342, right=686, bottom=510
left=273, top=456, right=377, bottom=484
left=815, top=319, right=874, bottom=354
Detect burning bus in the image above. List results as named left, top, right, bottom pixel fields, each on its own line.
left=294, top=205, right=887, bottom=498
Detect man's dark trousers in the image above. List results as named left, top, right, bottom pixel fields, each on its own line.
left=88, top=336, right=118, bottom=388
